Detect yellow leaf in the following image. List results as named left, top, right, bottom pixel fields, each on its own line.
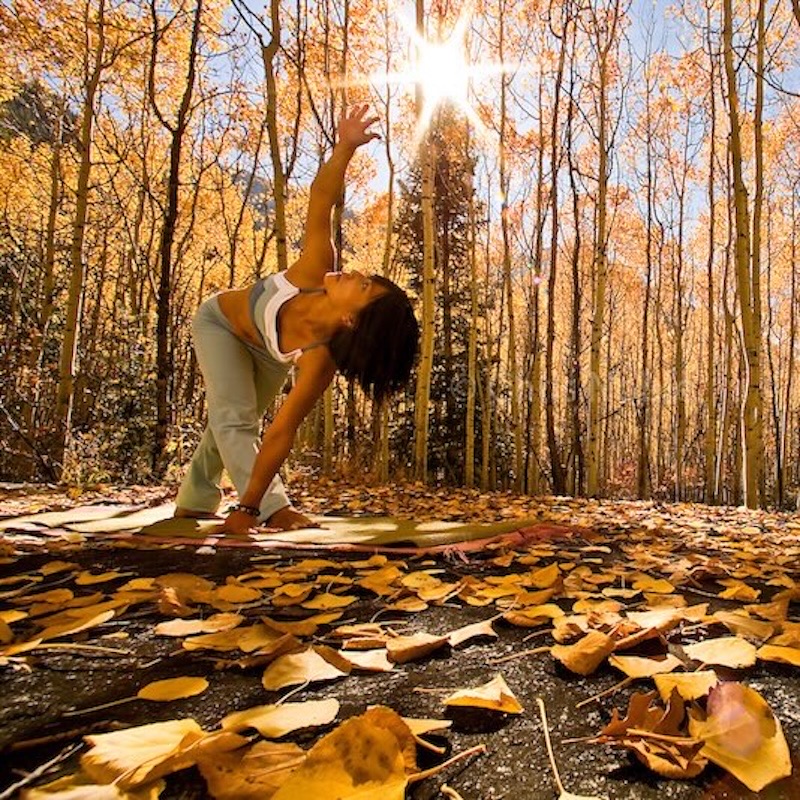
left=196, top=741, right=306, bottom=800
left=262, top=648, right=348, bottom=691
left=39, top=610, right=115, bottom=643
left=654, top=671, right=718, bottom=702
left=444, top=674, right=523, bottom=714
left=301, top=592, right=357, bottom=610
left=503, top=604, right=564, bottom=628
left=711, top=611, right=774, bottom=641
left=608, top=653, right=683, bottom=679
left=222, top=698, right=340, bottom=737
left=76, top=570, right=128, bottom=586
left=136, top=677, right=209, bottom=702
left=212, top=584, right=262, bottom=604
left=551, top=630, right=615, bottom=676
left=756, top=644, right=800, bottom=667
left=683, top=637, right=756, bottom=668
left=21, top=773, right=163, bottom=799
left=155, top=613, right=243, bottom=637
left=81, top=719, right=204, bottom=788
left=386, top=633, right=448, bottom=664
left=447, top=618, right=498, bottom=647
left=271, top=707, right=415, bottom=800
left=339, top=649, right=394, bottom=672
left=527, top=563, right=561, bottom=588
left=631, top=576, right=674, bottom=594
left=688, top=682, right=791, bottom=791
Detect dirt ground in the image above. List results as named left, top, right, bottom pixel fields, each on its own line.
left=1, top=480, right=799, bottom=799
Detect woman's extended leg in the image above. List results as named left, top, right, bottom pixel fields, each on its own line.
left=175, top=297, right=290, bottom=521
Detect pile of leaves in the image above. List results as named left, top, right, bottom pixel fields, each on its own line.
left=0, top=484, right=799, bottom=798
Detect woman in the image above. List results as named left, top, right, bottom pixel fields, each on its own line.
left=175, top=105, right=418, bottom=536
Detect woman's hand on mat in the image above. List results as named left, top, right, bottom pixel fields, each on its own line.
left=219, top=509, right=261, bottom=537
left=338, top=104, right=379, bottom=150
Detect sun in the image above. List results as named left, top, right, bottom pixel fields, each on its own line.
left=338, top=6, right=517, bottom=145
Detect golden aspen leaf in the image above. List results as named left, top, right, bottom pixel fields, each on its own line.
left=717, top=580, right=760, bottom=601
left=197, top=741, right=306, bottom=800
left=401, top=570, right=443, bottom=589
left=11, top=588, right=73, bottom=606
left=386, top=632, right=448, bottom=664
left=38, top=610, right=115, bottom=642
left=688, top=682, right=791, bottom=791
left=417, top=581, right=461, bottom=602
left=626, top=608, right=681, bottom=633
left=0, top=619, right=12, bottom=644
left=182, top=624, right=281, bottom=653
left=136, top=677, right=209, bottom=702
left=745, top=598, right=789, bottom=622
left=81, top=719, right=205, bottom=788
left=0, top=609, right=28, bottom=624
left=654, top=671, right=718, bottom=703
left=75, top=571, right=128, bottom=586
left=271, top=707, right=415, bottom=800
left=527, top=563, right=561, bottom=589
left=212, top=584, right=262, bottom=604
left=447, top=617, right=498, bottom=647
left=551, top=630, right=615, bottom=676
left=262, top=648, right=349, bottom=691
left=756, top=644, right=800, bottom=667
left=38, top=560, right=79, bottom=576
left=683, top=637, right=757, bottom=668
left=711, top=611, right=774, bottom=641
left=401, top=716, right=452, bottom=737
left=222, top=698, right=340, bottom=737
left=301, top=592, right=357, bottom=610
left=339, top=649, right=394, bottom=672
left=386, top=597, right=428, bottom=613
left=21, top=773, right=163, bottom=799
left=572, top=598, right=623, bottom=614
left=155, top=613, right=243, bottom=637
left=632, top=576, right=675, bottom=594
left=444, top=674, right=523, bottom=714
left=608, top=653, right=683, bottom=679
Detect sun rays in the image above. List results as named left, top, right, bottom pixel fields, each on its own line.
left=337, top=6, right=518, bottom=145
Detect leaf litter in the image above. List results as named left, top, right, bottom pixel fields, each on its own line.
left=0, top=480, right=798, bottom=797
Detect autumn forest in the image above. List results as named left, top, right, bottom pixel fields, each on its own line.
left=1, top=0, right=799, bottom=509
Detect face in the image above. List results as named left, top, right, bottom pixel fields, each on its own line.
left=324, top=270, right=388, bottom=323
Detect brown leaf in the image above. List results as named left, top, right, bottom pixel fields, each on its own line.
left=386, top=633, right=448, bottom=664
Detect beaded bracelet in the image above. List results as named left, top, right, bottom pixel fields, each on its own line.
left=231, top=503, right=261, bottom=518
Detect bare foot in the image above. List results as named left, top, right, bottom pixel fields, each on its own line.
left=174, top=506, right=221, bottom=520
left=266, top=506, right=318, bottom=531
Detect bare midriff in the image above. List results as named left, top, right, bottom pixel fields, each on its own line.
left=217, top=287, right=263, bottom=349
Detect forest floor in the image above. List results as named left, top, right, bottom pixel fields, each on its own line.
left=0, top=477, right=799, bottom=799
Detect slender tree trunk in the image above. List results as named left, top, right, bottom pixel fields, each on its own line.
left=465, top=145, right=478, bottom=488
left=150, top=0, right=203, bottom=473
left=723, top=0, right=764, bottom=507
left=413, top=0, right=437, bottom=482
left=704, top=14, right=718, bottom=502
left=545, top=12, right=568, bottom=496
left=54, top=0, right=107, bottom=473
left=263, top=0, right=288, bottom=272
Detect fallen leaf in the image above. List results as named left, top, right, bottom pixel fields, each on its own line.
left=271, top=707, right=416, bottom=800
left=551, top=631, right=615, bottom=676
left=197, top=741, right=306, bottom=800
left=447, top=617, right=498, bottom=647
left=136, top=677, right=209, bottom=702
left=81, top=718, right=205, bottom=788
left=444, top=674, right=523, bottom=714
left=607, top=653, right=683, bottom=679
left=221, top=698, right=340, bottom=737
left=653, top=671, right=718, bottom=702
left=155, top=613, right=243, bottom=637
left=688, top=682, right=792, bottom=791
left=755, top=644, right=800, bottom=667
left=21, top=773, right=163, bottom=799
left=386, top=633, right=448, bottom=664
left=262, top=648, right=349, bottom=691
left=683, top=637, right=757, bottom=669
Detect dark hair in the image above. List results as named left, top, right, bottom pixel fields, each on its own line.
left=328, top=275, right=419, bottom=404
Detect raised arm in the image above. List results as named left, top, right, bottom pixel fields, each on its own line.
left=286, top=105, right=379, bottom=288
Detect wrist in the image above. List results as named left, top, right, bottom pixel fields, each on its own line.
left=231, top=503, right=261, bottom=518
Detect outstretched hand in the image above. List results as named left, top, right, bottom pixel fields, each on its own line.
left=338, top=104, right=380, bottom=150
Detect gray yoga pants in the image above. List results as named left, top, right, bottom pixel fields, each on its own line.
left=175, top=295, right=291, bottom=521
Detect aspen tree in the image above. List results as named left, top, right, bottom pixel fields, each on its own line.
left=722, top=0, right=765, bottom=508
left=413, top=0, right=437, bottom=482
left=54, top=0, right=108, bottom=470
